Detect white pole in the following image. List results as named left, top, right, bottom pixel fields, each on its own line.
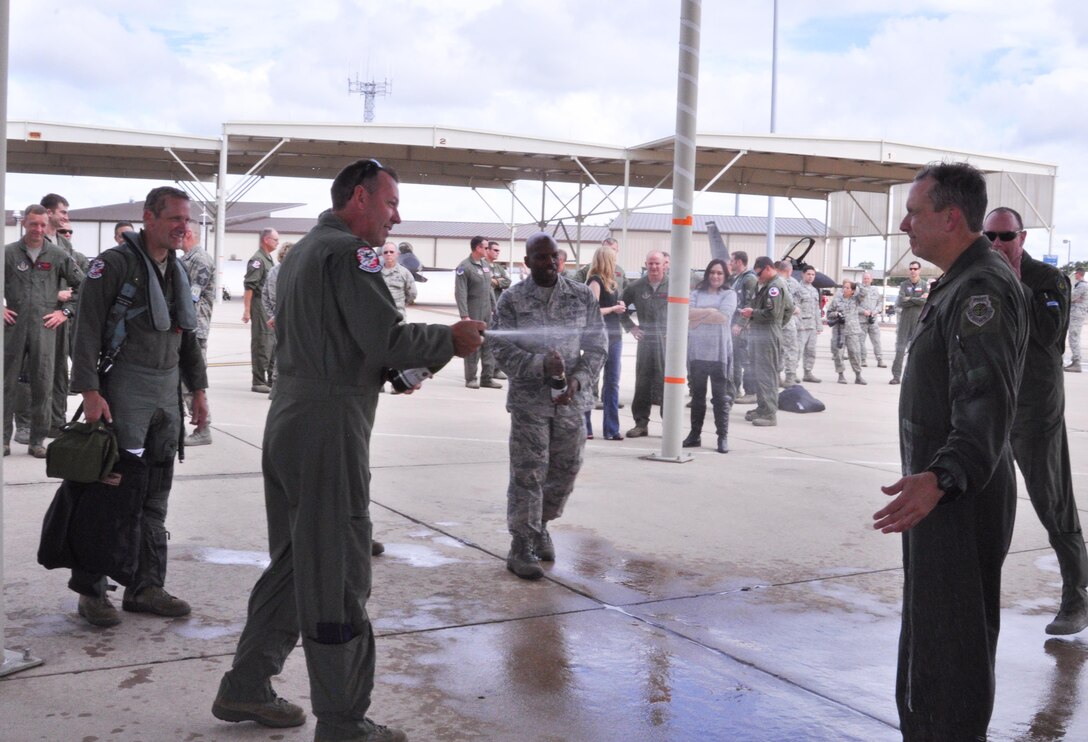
left=0, top=0, right=42, bottom=678
left=648, top=0, right=701, bottom=464
left=765, top=0, right=779, bottom=259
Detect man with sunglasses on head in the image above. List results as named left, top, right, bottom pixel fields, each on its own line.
left=212, top=158, right=484, bottom=742
left=984, top=207, right=1088, bottom=636
left=889, top=260, right=928, bottom=384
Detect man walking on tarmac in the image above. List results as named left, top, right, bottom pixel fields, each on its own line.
left=985, top=206, right=1088, bottom=635
left=212, top=158, right=484, bottom=742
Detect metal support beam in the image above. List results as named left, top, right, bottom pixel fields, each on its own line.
left=646, top=0, right=701, bottom=464
left=0, top=0, right=44, bottom=679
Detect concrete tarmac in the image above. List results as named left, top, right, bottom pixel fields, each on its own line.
left=2, top=307, right=1087, bottom=741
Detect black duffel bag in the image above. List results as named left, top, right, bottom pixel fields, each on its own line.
left=37, top=451, right=148, bottom=586
left=45, top=405, right=120, bottom=484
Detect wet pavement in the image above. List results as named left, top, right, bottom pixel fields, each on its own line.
left=2, top=307, right=1087, bottom=740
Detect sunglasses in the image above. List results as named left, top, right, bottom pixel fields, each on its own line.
left=983, top=230, right=1022, bottom=243
left=57, top=229, right=73, bottom=236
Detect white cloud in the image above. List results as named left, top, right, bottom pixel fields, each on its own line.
left=6, top=1, right=1088, bottom=258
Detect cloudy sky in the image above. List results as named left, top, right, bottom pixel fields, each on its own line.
left=7, top=0, right=1088, bottom=263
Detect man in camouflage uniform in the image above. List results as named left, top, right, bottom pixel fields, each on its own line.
left=379, top=241, right=416, bottom=320
left=890, top=260, right=927, bottom=384
left=489, top=232, right=606, bottom=580
left=739, top=256, right=787, bottom=426
left=776, top=260, right=802, bottom=386
left=796, top=266, right=822, bottom=382
left=243, top=228, right=278, bottom=393
left=826, top=281, right=866, bottom=385
left=180, top=226, right=216, bottom=445
left=3, top=205, right=83, bottom=456
left=620, top=250, right=668, bottom=437
left=728, top=251, right=759, bottom=403
left=1066, top=268, right=1087, bottom=372
left=455, top=235, right=502, bottom=389
left=857, top=272, right=885, bottom=367
left=986, top=207, right=1088, bottom=635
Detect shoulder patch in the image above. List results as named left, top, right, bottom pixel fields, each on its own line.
left=250, top=259, right=262, bottom=269
left=356, top=247, right=381, bottom=273
left=87, top=258, right=105, bottom=279
left=768, top=286, right=780, bottom=297
left=455, top=266, right=465, bottom=276
left=965, top=295, right=995, bottom=327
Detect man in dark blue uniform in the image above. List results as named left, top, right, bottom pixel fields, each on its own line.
left=874, top=163, right=1028, bottom=741
left=985, top=206, right=1088, bottom=635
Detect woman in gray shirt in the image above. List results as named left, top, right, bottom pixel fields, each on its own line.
left=684, top=259, right=737, bottom=453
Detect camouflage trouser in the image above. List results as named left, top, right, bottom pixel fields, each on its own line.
left=506, top=407, right=586, bottom=538
left=780, top=318, right=799, bottom=377
left=798, top=326, right=818, bottom=373
left=1070, top=316, right=1084, bottom=364
left=859, top=317, right=882, bottom=364
left=831, top=326, right=862, bottom=375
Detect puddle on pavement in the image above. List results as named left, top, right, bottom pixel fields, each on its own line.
left=382, top=543, right=463, bottom=567
left=187, top=547, right=271, bottom=569
left=382, top=610, right=899, bottom=741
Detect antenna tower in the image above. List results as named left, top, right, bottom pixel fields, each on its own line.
left=347, top=76, right=392, bottom=123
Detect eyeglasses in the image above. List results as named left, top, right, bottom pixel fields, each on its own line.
left=909, top=266, right=921, bottom=271
left=57, top=229, right=73, bottom=236
left=983, top=230, right=1022, bottom=243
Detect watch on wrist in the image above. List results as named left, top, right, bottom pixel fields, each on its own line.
left=929, top=466, right=962, bottom=501
left=61, top=307, right=73, bottom=318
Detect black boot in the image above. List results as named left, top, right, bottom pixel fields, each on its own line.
left=714, top=398, right=730, bottom=454
left=682, top=431, right=702, bottom=448
left=506, top=534, right=544, bottom=580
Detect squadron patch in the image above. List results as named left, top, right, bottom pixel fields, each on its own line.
left=768, top=286, right=780, bottom=297
left=16, top=261, right=29, bottom=272
left=356, top=247, right=381, bottom=273
left=87, top=258, right=105, bottom=279
left=965, top=295, right=995, bottom=327
left=455, top=266, right=465, bottom=276
left=250, top=259, right=262, bottom=269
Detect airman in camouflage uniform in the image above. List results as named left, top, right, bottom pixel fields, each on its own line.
left=796, top=267, right=823, bottom=382
left=857, top=273, right=885, bottom=367
left=776, top=260, right=802, bottom=386
left=489, top=233, right=606, bottom=580
left=1066, top=268, right=1087, bottom=371
left=455, top=236, right=501, bottom=389
left=827, top=282, right=866, bottom=384
left=180, top=227, right=216, bottom=445
left=739, top=256, right=787, bottom=425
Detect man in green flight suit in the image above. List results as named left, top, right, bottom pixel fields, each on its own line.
left=243, top=228, right=278, bottom=393
left=740, top=256, right=788, bottom=426
left=212, top=158, right=484, bottom=742
left=455, top=235, right=502, bottom=389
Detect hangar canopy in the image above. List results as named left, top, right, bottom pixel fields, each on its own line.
left=7, top=119, right=1058, bottom=272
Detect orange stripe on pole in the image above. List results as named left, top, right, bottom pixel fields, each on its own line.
left=667, top=296, right=689, bottom=304
left=664, top=376, right=687, bottom=385
left=672, top=215, right=693, bottom=226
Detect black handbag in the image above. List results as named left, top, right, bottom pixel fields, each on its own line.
left=45, top=405, right=120, bottom=483
left=38, top=450, right=148, bottom=586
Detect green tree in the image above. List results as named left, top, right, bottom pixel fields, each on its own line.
left=858, top=260, right=875, bottom=270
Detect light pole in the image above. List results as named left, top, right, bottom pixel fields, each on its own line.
left=1063, top=239, right=1072, bottom=269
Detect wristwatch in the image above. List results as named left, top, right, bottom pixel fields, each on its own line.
left=61, top=307, right=73, bottom=318
left=928, top=466, right=962, bottom=502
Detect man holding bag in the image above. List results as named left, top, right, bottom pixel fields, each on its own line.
left=67, top=186, right=209, bottom=628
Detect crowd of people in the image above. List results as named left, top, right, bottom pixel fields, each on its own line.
left=7, top=158, right=1088, bottom=741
